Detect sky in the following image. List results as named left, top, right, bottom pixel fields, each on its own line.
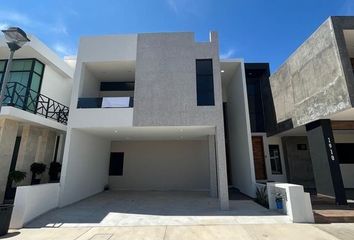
left=0, top=0, right=354, bottom=72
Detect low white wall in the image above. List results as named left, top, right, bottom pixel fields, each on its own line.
left=334, top=132, right=354, bottom=188
left=226, top=62, right=256, bottom=197
left=110, top=140, right=209, bottom=191
left=267, top=182, right=314, bottom=223
left=69, top=108, right=133, bottom=128
left=10, top=183, right=60, bottom=228
left=59, top=128, right=110, bottom=207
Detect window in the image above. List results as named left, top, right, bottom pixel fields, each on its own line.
left=269, top=145, right=282, bottom=174
left=196, top=59, right=214, bottom=106
left=109, top=152, right=124, bottom=176
left=336, top=143, right=354, bottom=164
left=246, top=80, right=265, bottom=132
left=0, top=59, right=45, bottom=112
left=297, top=144, right=307, bottom=151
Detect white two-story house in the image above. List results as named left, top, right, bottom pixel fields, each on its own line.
left=0, top=35, right=73, bottom=202
left=59, top=32, right=255, bottom=210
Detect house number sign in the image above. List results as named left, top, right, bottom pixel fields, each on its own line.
left=327, top=137, right=335, bottom=161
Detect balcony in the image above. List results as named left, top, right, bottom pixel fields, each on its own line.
left=77, top=97, right=134, bottom=109
left=2, top=82, right=69, bottom=125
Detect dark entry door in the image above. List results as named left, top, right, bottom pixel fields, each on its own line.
left=109, top=152, right=124, bottom=176
left=252, top=136, right=267, bottom=180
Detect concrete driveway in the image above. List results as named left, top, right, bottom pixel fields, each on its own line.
left=4, top=223, right=354, bottom=240
left=26, top=191, right=290, bottom=227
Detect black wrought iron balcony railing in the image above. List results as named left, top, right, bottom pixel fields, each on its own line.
left=77, top=97, right=134, bottom=108
left=2, top=82, right=69, bottom=125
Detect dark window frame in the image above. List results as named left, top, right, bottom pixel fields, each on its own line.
left=196, top=59, right=215, bottom=106
left=0, top=58, right=45, bottom=113
left=269, top=144, right=283, bottom=175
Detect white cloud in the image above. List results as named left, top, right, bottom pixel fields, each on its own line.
left=0, top=10, right=68, bottom=35
left=50, top=20, right=68, bottom=35
left=167, top=0, right=178, bottom=13
left=220, top=49, right=236, bottom=59
left=0, top=10, right=32, bottom=26
left=0, top=22, right=9, bottom=30
left=166, top=0, right=209, bottom=17
left=53, top=43, right=73, bottom=56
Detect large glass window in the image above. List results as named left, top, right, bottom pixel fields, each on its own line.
left=269, top=145, right=283, bottom=174
left=196, top=59, right=215, bottom=106
left=0, top=59, right=45, bottom=112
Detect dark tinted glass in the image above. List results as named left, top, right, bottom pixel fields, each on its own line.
left=336, top=144, right=354, bottom=164
left=196, top=59, right=214, bottom=106
left=100, top=82, right=135, bottom=91
left=109, top=152, right=124, bottom=176
left=269, top=145, right=282, bottom=174
left=196, top=60, right=213, bottom=75
left=246, top=78, right=265, bottom=132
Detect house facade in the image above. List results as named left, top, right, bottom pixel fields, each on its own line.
left=0, top=35, right=73, bottom=202
left=262, top=16, right=354, bottom=205
left=58, top=32, right=256, bottom=210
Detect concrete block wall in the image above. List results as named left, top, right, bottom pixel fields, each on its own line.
left=269, top=17, right=352, bottom=127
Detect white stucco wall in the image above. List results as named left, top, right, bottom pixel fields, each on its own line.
left=10, top=183, right=60, bottom=228
left=59, top=129, right=110, bottom=207
left=226, top=62, right=256, bottom=197
left=77, top=35, right=137, bottom=62
left=266, top=135, right=288, bottom=183
left=69, top=108, right=133, bottom=128
left=41, top=64, right=73, bottom=106
left=109, top=140, right=209, bottom=191
left=334, top=132, right=354, bottom=188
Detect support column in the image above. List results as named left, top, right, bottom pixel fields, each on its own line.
left=306, top=119, right=347, bottom=205
left=35, top=129, right=56, bottom=183
left=56, top=133, right=66, bottom=163
left=15, top=125, right=41, bottom=186
left=0, top=119, right=19, bottom=202
left=215, top=126, right=229, bottom=210
left=208, top=135, right=218, bottom=197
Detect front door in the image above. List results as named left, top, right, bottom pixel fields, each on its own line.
left=252, top=136, right=267, bottom=180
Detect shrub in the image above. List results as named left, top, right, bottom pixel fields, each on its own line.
left=255, top=185, right=269, bottom=208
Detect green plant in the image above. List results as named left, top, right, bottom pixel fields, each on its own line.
left=8, top=170, right=26, bottom=184
left=30, top=162, right=46, bottom=185
left=30, top=162, right=46, bottom=175
left=48, top=162, right=61, bottom=181
left=255, top=185, right=269, bottom=208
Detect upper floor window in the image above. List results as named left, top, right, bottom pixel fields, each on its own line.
left=196, top=59, right=215, bottom=106
left=0, top=59, right=45, bottom=112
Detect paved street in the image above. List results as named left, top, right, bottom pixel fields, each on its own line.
left=2, top=223, right=354, bottom=240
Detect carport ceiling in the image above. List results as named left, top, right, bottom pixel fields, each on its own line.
left=80, top=126, right=215, bottom=141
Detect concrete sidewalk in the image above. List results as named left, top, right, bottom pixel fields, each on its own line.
left=3, top=224, right=354, bottom=240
